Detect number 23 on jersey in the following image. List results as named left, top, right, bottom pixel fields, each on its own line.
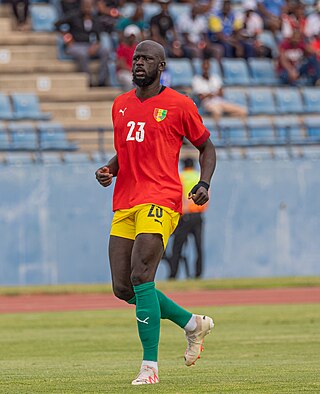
left=126, top=121, right=145, bottom=142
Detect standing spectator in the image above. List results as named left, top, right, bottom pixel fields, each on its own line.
left=11, top=0, right=29, bottom=31
left=55, top=0, right=109, bottom=87
left=116, top=24, right=140, bottom=91
left=169, top=157, right=209, bottom=279
left=257, top=0, right=285, bottom=34
left=192, top=58, right=248, bottom=121
left=278, top=29, right=320, bottom=86
left=208, top=0, right=255, bottom=58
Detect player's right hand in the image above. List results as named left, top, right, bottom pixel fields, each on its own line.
left=95, top=166, right=113, bottom=187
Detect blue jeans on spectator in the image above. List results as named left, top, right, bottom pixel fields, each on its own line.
left=279, top=55, right=320, bottom=86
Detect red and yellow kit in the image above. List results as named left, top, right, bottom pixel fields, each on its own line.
left=112, top=87, right=210, bottom=214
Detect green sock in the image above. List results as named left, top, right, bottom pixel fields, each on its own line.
left=133, top=282, right=160, bottom=362
left=128, top=289, right=192, bottom=329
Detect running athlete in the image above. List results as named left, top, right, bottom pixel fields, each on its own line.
left=95, top=40, right=216, bottom=385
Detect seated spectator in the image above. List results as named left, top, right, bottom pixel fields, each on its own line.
left=281, top=1, right=306, bottom=39
left=192, top=58, right=248, bottom=121
left=208, top=0, right=255, bottom=58
left=116, top=1, right=146, bottom=40
left=55, top=0, right=109, bottom=87
left=237, top=0, right=272, bottom=58
left=278, top=29, right=320, bottom=86
left=310, top=32, right=320, bottom=61
left=96, top=0, right=123, bottom=34
left=11, top=0, right=29, bottom=31
left=150, top=0, right=186, bottom=58
left=257, top=0, right=285, bottom=34
left=176, top=4, right=209, bottom=59
left=305, top=0, right=320, bottom=39
left=116, top=25, right=140, bottom=91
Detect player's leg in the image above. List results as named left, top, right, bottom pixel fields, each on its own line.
left=131, top=233, right=162, bottom=385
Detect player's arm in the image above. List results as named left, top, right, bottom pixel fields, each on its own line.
left=95, top=154, right=119, bottom=187
left=189, top=139, right=216, bottom=206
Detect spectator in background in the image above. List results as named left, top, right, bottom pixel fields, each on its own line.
left=176, top=3, right=210, bottom=59
left=305, top=0, right=320, bottom=39
left=116, top=1, right=146, bottom=40
left=55, top=0, right=109, bottom=87
left=278, top=29, right=320, bottom=86
left=96, top=0, right=123, bottom=34
left=116, top=24, right=140, bottom=91
left=192, top=58, right=248, bottom=121
left=237, top=0, right=272, bottom=58
left=60, top=0, right=80, bottom=15
left=11, top=0, right=29, bottom=30
left=169, top=157, right=208, bottom=279
left=208, top=0, right=255, bottom=58
left=281, top=1, right=306, bottom=39
left=150, top=0, right=186, bottom=58
left=257, top=0, right=285, bottom=34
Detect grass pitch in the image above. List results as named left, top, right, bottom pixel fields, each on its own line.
left=0, top=304, right=319, bottom=393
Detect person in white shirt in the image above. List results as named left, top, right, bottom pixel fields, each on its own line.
left=192, top=58, right=247, bottom=121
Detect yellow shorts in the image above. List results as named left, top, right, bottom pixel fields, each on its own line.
left=110, top=204, right=180, bottom=248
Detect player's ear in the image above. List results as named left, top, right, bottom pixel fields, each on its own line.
left=159, top=61, right=166, bottom=71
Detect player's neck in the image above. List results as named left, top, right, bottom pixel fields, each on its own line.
left=136, top=82, right=163, bottom=101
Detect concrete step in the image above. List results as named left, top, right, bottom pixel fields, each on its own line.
left=0, top=32, right=56, bottom=46
left=0, top=46, right=57, bottom=63
left=0, top=73, right=89, bottom=91
left=37, top=87, right=121, bottom=102
left=0, top=17, right=12, bottom=32
left=0, top=4, right=11, bottom=17
left=41, top=102, right=113, bottom=124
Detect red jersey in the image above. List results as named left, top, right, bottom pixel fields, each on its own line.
left=116, top=43, right=137, bottom=71
left=111, top=87, right=210, bottom=214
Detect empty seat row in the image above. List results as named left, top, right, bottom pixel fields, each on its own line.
left=166, top=58, right=281, bottom=88
left=0, top=93, right=51, bottom=121
left=203, top=116, right=320, bottom=146
left=0, top=122, right=77, bottom=151
left=223, top=87, right=320, bottom=115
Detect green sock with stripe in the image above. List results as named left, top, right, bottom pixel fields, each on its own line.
left=133, top=282, right=161, bottom=362
left=128, top=288, right=192, bottom=329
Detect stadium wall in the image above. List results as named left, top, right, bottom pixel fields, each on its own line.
left=0, top=158, right=319, bottom=285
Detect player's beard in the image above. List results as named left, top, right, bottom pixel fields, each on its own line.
left=132, top=68, right=158, bottom=87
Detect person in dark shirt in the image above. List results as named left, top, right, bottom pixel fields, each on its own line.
left=55, top=0, right=109, bottom=87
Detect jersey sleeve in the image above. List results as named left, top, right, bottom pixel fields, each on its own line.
left=182, top=96, right=210, bottom=147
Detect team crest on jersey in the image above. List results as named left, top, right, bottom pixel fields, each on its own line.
left=153, top=108, right=167, bottom=122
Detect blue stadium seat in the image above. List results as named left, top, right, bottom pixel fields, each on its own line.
left=302, top=116, right=320, bottom=139
left=11, top=93, right=51, bottom=120
left=0, top=122, right=10, bottom=149
left=248, top=58, right=279, bottom=86
left=63, top=153, right=91, bottom=163
left=0, top=93, right=16, bottom=120
left=223, top=88, right=248, bottom=109
left=166, top=58, right=193, bottom=88
left=5, top=152, right=34, bottom=165
left=274, top=88, right=304, bottom=114
left=8, top=122, right=38, bottom=150
left=247, top=117, right=275, bottom=144
left=202, top=118, right=221, bottom=145
left=30, top=4, right=58, bottom=32
left=37, top=122, right=78, bottom=150
left=245, top=147, right=273, bottom=160
left=218, top=118, right=247, bottom=144
left=301, top=88, right=320, bottom=113
left=192, top=58, right=222, bottom=78
left=248, top=88, right=277, bottom=115
left=257, top=30, right=278, bottom=57
left=273, top=116, right=303, bottom=142
left=169, top=3, right=191, bottom=21
left=221, top=59, right=251, bottom=85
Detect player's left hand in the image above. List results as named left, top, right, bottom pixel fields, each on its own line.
left=188, top=181, right=210, bottom=206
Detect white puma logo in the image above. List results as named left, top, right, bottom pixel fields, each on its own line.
left=119, top=108, right=127, bottom=116
left=136, top=316, right=149, bottom=325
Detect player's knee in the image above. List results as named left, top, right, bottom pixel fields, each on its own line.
left=112, top=283, right=134, bottom=301
left=130, top=269, right=151, bottom=286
